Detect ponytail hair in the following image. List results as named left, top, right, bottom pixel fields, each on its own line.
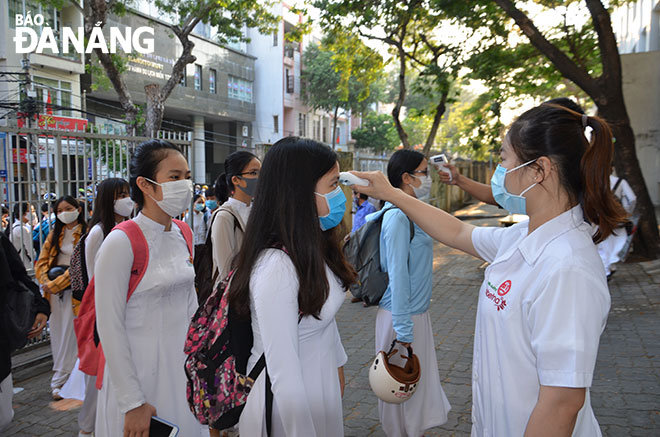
left=507, top=101, right=627, bottom=243
left=214, top=151, right=257, bottom=204
left=580, top=114, right=628, bottom=242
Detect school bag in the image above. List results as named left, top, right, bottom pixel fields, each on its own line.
left=73, top=218, right=193, bottom=388
left=69, top=233, right=89, bottom=301
left=194, top=205, right=241, bottom=305
left=184, top=247, right=293, bottom=433
left=343, top=206, right=414, bottom=306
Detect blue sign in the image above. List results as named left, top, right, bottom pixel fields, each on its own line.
left=87, top=157, right=92, bottom=179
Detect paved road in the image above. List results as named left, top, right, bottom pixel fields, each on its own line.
left=5, top=209, right=660, bottom=436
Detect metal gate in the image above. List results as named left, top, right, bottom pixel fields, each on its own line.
left=1, top=126, right=192, bottom=274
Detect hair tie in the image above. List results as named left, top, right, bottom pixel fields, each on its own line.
left=581, top=114, right=588, bottom=128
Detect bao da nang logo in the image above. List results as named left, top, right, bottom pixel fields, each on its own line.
left=13, top=14, right=154, bottom=54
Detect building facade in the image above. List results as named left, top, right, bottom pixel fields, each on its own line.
left=612, top=0, right=660, bottom=205
left=246, top=3, right=351, bottom=150
left=86, top=5, right=257, bottom=184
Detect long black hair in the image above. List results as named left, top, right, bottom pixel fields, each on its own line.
left=228, top=137, right=356, bottom=319
left=387, top=149, right=425, bottom=188
left=214, top=151, right=258, bottom=203
left=129, top=139, right=184, bottom=209
left=49, top=195, right=87, bottom=265
left=89, top=178, right=130, bottom=238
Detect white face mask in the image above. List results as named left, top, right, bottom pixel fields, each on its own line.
left=145, top=178, right=193, bottom=217
left=114, top=197, right=135, bottom=218
left=58, top=210, right=79, bottom=225
left=411, top=174, right=432, bottom=202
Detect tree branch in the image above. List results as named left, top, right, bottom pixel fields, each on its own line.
left=422, top=87, right=449, bottom=156
left=492, top=0, right=601, bottom=101
left=584, top=0, right=622, bottom=90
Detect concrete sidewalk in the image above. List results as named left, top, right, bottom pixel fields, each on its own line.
left=4, top=203, right=660, bottom=436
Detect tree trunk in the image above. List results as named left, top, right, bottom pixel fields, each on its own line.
left=422, top=88, right=449, bottom=156
left=493, top=0, right=659, bottom=259
left=598, top=105, right=660, bottom=258
left=392, top=45, right=410, bottom=149
left=332, top=106, right=339, bottom=150
left=144, top=84, right=165, bottom=138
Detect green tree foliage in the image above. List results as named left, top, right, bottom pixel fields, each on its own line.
left=301, top=32, right=384, bottom=148
left=436, top=0, right=659, bottom=257
left=351, top=112, right=399, bottom=153
left=314, top=0, right=459, bottom=154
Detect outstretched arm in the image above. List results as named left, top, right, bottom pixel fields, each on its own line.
left=351, top=171, right=479, bottom=258
left=437, top=163, right=497, bottom=206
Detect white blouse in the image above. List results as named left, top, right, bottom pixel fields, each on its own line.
left=239, top=249, right=347, bottom=437
left=56, top=227, right=75, bottom=266
left=84, top=223, right=105, bottom=279
left=93, top=213, right=206, bottom=436
left=470, top=206, right=609, bottom=436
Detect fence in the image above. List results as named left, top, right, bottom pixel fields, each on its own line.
left=1, top=126, right=192, bottom=276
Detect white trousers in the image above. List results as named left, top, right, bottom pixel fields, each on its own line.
left=0, top=374, right=14, bottom=432
left=375, top=308, right=451, bottom=437
left=48, top=289, right=78, bottom=389
left=78, top=374, right=98, bottom=433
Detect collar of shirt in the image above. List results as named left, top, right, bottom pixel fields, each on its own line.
left=134, top=212, right=167, bottom=239
left=226, top=197, right=250, bottom=212
left=518, top=205, right=586, bottom=265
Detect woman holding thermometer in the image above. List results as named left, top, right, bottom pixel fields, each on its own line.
left=347, top=102, right=626, bottom=436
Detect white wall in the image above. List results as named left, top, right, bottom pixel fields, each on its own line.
left=621, top=51, right=660, bottom=205
left=246, top=4, right=284, bottom=145
left=612, top=0, right=660, bottom=53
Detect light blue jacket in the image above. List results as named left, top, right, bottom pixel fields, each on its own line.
left=367, top=202, right=434, bottom=343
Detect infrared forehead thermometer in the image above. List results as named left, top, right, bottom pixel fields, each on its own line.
left=339, top=172, right=369, bottom=186
left=430, top=154, right=452, bottom=181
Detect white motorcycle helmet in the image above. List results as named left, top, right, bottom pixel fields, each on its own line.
left=369, top=340, right=421, bottom=404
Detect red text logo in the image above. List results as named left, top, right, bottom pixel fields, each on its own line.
left=497, top=280, right=512, bottom=296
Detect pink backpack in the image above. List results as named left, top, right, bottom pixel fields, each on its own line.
left=73, top=219, right=193, bottom=388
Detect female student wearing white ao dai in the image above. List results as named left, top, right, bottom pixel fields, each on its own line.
left=227, top=137, right=357, bottom=436
left=94, top=140, right=207, bottom=437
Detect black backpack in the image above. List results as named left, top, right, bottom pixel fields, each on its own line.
left=194, top=207, right=241, bottom=305
left=343, top=207, right=414, bottom=306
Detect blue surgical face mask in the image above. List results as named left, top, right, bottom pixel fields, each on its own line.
left=206, top=200, right=218, bottom=210
left=490, top=159, right=537, bottom=215
left=194, top=203, right=205, bottom=212
left=315, top=186, right=346, bottom=231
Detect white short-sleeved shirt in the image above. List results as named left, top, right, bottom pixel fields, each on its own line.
left=470, top=205, right=609, bottom=437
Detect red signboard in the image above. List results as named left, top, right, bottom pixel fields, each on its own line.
left=12, top=148, right=28, bottom=164
left=17, top=115, right=88, bottom=131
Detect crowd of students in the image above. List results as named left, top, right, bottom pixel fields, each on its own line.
left=0, top=98, right=632, bottom=437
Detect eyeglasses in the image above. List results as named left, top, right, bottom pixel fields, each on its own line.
left=409, top=169, right=429, bottom=177
left=239, top=170, right=260, bottom=177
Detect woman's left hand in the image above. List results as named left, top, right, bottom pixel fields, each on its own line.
left=338, top=366, right=345, bottom=398
left=27, top=313, right=48, bottom=339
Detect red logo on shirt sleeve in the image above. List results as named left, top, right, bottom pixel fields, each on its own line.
left=497, top=280, right=511, bottom=296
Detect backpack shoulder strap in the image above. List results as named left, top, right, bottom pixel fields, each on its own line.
left=114, top=220, right=149, bottom=300
left=173, top=218, right=194, bottom=257
left=217, top=205, right=242, bottom=232
left=612, top=177, right=623, bottom=194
